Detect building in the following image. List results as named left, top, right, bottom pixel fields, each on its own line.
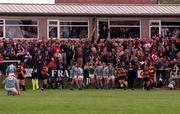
left=0, top=0, right=180, bottom=40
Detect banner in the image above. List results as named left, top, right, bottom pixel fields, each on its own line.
left=24, top=69, right=70, bottom=78
left=138, top=70, right=144, bottom=78
left=25, top=68, right=33, bottom=77
left=51, top=70, right=70, bottom=78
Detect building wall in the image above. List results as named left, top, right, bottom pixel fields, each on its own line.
left=55, top=0, right=158, bottom=4
left=39, top=18, right=47, bottom=39
left=141, top=19, right=150, bottom=38
left=0, top=16, right=180, bottom=39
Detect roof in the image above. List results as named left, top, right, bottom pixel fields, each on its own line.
left=55, top=0, right=158, bottom=4
left=0, top=3, right=180, bottom=16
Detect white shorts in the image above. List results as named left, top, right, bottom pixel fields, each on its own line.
left=5, top=87, right=17, bottom=93
left=78, top=76, right=83, bottom=79
left=109, top=75, right=115, bottom=79
left=89, top=74, right=94, bottom=79
left=96, top=76, right=103, bottom=79
left=73, top=76, right=78, bottom=79
left=103, top=76, right=109, bottom=79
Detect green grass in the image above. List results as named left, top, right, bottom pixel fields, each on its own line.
left=0, top=89, right=180, bottom=114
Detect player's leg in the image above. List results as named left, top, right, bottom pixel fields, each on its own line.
left=35, top=79, right=39, bottom=89
left=32, top=79, right=36, bottom=90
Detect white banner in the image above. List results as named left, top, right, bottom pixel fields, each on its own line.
left=138, top=70, right=144, bottom=78
left=25, top=68, right=33, bottom=77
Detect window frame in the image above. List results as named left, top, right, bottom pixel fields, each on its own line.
left=149, top=20, right=180, bottom=37
left=47, top=19, right=89, bottom=39
left=0, top=19, right=5, bottom=38
left=97, top=18, right=141, bottom=39
left=149, top=20, right=161, bottom=37
left=0, top=19, right=39, bottom=39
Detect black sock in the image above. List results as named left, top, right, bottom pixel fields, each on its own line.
left=22, top=85, right=26, bottom=91
left=20, top=85, right=22, bottom=90
left=43, top=84, right=47, bottom=89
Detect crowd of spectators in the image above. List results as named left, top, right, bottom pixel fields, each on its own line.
left=0, top=35, right=179, bottom=74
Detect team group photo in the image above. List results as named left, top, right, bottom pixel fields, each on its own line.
left=0, top=0, right=180, bottom=114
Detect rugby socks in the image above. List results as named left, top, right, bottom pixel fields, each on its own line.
left=104, top=82, right=108, bottom=89
left=43, top=84, right=47, bottom=89
left=32, top=79, right=35, bottom=90
left=100, top=81, right=103, bottom=89
left=76, top=83, right=80, bottom=89
left=35, top=79, right=39, bottom=89
left=20, top=85, right=22, bottom=90
left=32, top=79, right=39, bottom=90
left=79, top=81, right=84, bottom=89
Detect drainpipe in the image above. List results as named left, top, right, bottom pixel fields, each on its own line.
left=157, top=0, right=161, bottom=4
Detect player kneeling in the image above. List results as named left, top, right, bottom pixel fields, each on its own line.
left=3, top=73, right=20, bottom=96
left=168, top=80, right=176, bottom=90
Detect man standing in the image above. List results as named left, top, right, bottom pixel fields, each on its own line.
left=94, top=61, right=103, bottom=89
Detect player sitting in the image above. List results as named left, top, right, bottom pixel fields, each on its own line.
left=56, top=76, right=64, bottom=89
left=3, top=73, right=20, bottom=96
left=168, top=80, right=176, bottom=90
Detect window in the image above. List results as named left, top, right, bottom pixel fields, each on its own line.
left=149, top=20, right=161, bottom=37
left=98, top=20, right=140, bottom=39
left=48, top=20, right=89, bottom=39
left=161, top=22, right=180, bottom=37
left=98, top=21, right=108, bottom=39
left=0, top=20, right=4, bottom=38
left=150, top=20, right=180, bottom=37
left=5, top=20, right=38, bottom=39
left=48, top=20, right=58, bottom=38
left=109, top=20, right=140, bottom=38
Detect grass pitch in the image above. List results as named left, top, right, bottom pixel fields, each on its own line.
left=0, top=89, right=180, bottom=114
